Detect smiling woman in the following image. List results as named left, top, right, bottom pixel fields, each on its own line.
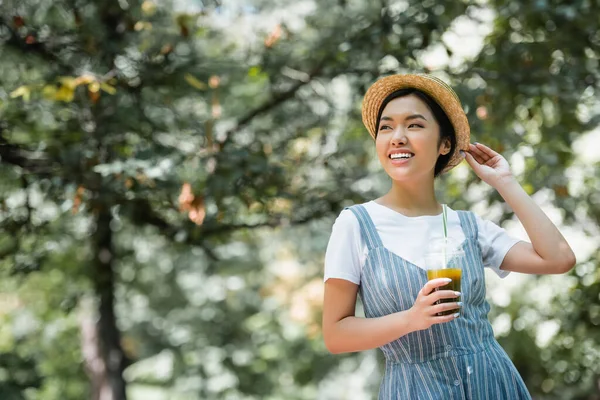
left=321, top=74, right=575, bottom=399
left=374, top=89, right=455, bottom=180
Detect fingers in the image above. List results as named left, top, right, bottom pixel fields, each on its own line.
left=420, top=278, right=452, bottom=296
left=431, top=301, right=462, bottom=315
left=468, top=144, right=488, bottom=164
left=467, top=150, right=486, bottom=165
left=430, top=311, right=461, bottom=325
left=429, top=290, right=461, bottom=303
left=463, top=151, right=480, bottom=169
left=473, top=142, right=499, bottom=158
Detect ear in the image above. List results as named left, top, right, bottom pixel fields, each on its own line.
left=439, top=137, right=452, bottom=156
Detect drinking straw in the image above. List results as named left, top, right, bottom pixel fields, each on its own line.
left=442, top=204, right=448, bottom=268
left=442, top=204, right=448, bottom=238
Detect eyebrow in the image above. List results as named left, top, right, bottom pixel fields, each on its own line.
left=380, top=114, right=428, bottom=124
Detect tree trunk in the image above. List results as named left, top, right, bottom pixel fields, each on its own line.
left=82, top=206, right=128, bottom=400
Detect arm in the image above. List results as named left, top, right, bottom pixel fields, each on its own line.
left=322, top=279, right=413, bottom=354
left=322, top=278, right=460, bottom=354
left=465, top=143, right=576, bottom=274
left=496, top=179, right=575, bottom=274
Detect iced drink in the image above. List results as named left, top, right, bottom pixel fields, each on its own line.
left=426, top=268, right=461, bottom=316
left=425, top=237, right=465, bottom=317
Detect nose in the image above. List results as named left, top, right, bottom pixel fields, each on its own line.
left=390, top=127, right=407, bottom=146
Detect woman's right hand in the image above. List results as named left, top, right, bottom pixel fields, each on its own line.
left=408, top=278, right=462, bottom=332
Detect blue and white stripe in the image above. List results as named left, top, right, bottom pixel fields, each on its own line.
left=347, top=205, right=531, bottom=400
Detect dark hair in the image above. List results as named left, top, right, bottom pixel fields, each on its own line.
left=376, top=89, right=456, bottom=177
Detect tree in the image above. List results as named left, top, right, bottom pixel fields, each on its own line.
left=0, top=0, right=599, bottom=399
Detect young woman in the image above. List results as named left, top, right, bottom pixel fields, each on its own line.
left=322, top=74, right=576, bottom=399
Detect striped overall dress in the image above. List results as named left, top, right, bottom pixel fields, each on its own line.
left=348, top=205, right=531, bottom=400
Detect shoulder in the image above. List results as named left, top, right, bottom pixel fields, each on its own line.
left=333, top=208, right=359, bottom=229
left=331, top=204, right=370, bottom=236
left=326, top=206, right=367, bottom=258
left=334, top=201, right=376, bottom=226
left=454, top=209, right=512, bottom=241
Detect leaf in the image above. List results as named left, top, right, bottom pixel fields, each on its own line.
left=265, top=24, right=282, bottom=48
left=59, top=77, right=78, bottom=89
left=100, top=83, right=117, bottom=95
left=178, top=182, right=195, bottom=211
left=134, top=21, right=153, bottom=31
left=141, top=0, right=157, bottom=16
left=184, top=74, right=207, bottom=90
left=75, top=75, right=96, bottom=86
left=553, top=185, right=569, bottom=197
left=13, top=16, right=25, bottom=28
left=188, top=196, right=206, bottom=225
left=209, top=75, right=220, bottom=89
left=42, top=85, right=58, bottom=99
left=72, top=185, right=85, bottom=214
left=55, top=85, right=75, bottom=102
left=160, top=44, right=173, bottom=55
left=10, top=86, right=31, bottom=102
left=88, top=82, right=101, bottom=93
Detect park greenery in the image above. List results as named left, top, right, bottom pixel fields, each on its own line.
left=0, top=0, right=599, bottom=399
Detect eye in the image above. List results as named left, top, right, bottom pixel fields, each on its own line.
left=408, top=123, right=424, bottom=129
left=379, top=125, right=392, bottom=131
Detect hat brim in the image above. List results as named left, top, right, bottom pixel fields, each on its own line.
left=361, top=74, right=470, bottom=173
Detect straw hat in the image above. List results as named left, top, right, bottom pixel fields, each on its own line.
left=361, top=74, right=470, bottom=173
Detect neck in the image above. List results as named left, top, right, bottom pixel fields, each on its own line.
left=378, top=176, right=441, bottom=217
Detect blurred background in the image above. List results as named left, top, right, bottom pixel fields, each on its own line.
left=0, top=0, right=599, bottom=399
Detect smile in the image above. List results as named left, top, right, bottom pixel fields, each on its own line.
left=389, top=153, right=414, bottom=160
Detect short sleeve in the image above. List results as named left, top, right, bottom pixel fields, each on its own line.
left=323, top=209, right=365, bottom=285
left=475, top=215, right=522, bottom=279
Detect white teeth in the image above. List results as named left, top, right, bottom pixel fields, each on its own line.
left=390, top=153, right=413, bottom=159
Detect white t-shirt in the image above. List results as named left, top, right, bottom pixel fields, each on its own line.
left=324, top=201, right=521, bottom=285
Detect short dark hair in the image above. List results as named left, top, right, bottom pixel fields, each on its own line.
left=375, top=89, right=456, bottom=177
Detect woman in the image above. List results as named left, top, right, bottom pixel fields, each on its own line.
left=322, top=74, right=576, bottom=399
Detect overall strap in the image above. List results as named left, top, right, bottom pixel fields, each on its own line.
left=457, top=210, right=479, bottom=242
left=345, top=204, right=384, bottom=251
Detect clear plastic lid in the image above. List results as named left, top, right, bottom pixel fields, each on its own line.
left=424, top=237, right=465, bottom=270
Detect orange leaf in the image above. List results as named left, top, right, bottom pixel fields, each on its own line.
left=178, top=182, right=194, bottom=211
left=265, top=24, right=282, bottom=48
left=208, top=75, right=220, bottom=89
left=72, top=185, right=85, bottom=214
left=554, top=185, right=569, bottom=197
left=476, top=106, right=488, bottom=120
left=188, top=196, right=205, bottom=225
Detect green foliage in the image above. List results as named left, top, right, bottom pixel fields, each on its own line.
left=0, top=0, right=599, bottom=399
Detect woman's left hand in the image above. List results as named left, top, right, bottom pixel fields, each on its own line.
left=463, top=143, right=514, bottom=188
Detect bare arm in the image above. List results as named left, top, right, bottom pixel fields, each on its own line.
left=496, top=179, right=575, bottom=274
left=465, top=143, right=576, bottom=274
left=322, top=278, right=460, bottom=354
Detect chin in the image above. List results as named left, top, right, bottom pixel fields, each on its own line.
left=383, top=165, right=431, bottom=182
left=383, top=168, right=414, bottom=182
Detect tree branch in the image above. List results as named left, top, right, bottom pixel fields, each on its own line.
left=124, top=197, right=332, bottom=261
left=0, top=125, right=56, bottom=175
left=218, top=58, right=328, bottom=149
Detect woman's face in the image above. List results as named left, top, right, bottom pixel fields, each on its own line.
left=375, top=94, right=451, bottom=182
